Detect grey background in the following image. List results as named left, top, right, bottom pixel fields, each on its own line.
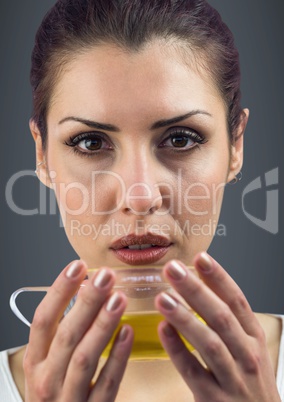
left=0, top=1, right=283, bottom=350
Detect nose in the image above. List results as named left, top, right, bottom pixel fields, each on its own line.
left=116, top=150, right=164, bottom=216
left=123, top=182, right=163, bottom=216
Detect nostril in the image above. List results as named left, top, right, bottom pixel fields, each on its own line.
left=123, top=206, right=152, bottom=216
left=123, top=196, right=163, bottom=216
left=149, top=204, right=159, bottom=214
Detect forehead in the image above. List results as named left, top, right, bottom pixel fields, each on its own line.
left=48, top=41, right=226, bottom=126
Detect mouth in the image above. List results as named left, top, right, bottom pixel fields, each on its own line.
left=110, top=234, right=173, bottom=265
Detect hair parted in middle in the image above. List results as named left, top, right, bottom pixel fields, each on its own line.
left=31, top=0, right=242, bottom=149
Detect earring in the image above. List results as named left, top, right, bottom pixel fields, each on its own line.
left=229, top=171, right=242, bottom=185
left=35, top=161, right=45, bottom=175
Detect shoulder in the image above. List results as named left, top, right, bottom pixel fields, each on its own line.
left=255, top=313, right=284, bottom=399
left=255, top=313, right=282, bottom=370
left=255, top=313, right=283, bottom=344
left=0, top=346, right=25, bottom=402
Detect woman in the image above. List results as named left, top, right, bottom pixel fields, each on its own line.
left=1, top=0, right=283, bottom=401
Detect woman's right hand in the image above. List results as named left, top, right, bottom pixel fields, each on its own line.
left=23, top=260, right=133, bottom=402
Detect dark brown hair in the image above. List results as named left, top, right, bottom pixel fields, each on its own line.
left=31, top=0, right=242, bottom=150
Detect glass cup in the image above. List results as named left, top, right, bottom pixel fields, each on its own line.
left=10, top=265, right=200, bottom=360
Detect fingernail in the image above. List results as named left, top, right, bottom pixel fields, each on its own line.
left=168, top=260, right=187, bottom=280
left=117, top=325, right=128, bottom=342
left=93, top=269, right=112, bottom=288
left=106, top=292, right=122, bottom=312
left=160, top=292, right=178, bottom=310
left=66, top=260, right=82, bottom=278
left=198, top=252, right=212, bottom=272
left=162, top=323, right=175, bottom=338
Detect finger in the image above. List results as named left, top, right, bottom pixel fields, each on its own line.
left=158, top=321, right=215, bottom=395
left=27, top=260, right=87, bottom=364
left=63, top=291, right=127, bottom=400
left=163, top=259, right=256, bottom=362
left=194, top=252, right=262, bottom=338
left=156, top=292, right=240, bottom=390
left=46, top=267, right=116, bottom=385
left=90, top=325, right=134, bottom=402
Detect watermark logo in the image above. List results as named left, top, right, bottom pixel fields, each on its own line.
left=4, top=169, right=225, bottom=219
left=242, top=168, right=279, bottom=234
left=69, top=219, right=226, bottom=240
left=5, top=167, right=279, bottom=235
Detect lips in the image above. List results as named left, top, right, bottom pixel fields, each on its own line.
left=110, top=234, right=173, bottom=265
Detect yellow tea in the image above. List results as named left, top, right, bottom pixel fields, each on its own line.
left=102, top=311, right=195, bottom=360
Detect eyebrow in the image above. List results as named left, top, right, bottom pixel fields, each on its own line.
left=58, top=110, right=212, bottom=132
left=150, top=110, right=212, bottom=130
left=59, top=116, right=119, bottom=132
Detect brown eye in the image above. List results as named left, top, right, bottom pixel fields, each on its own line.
left=170, top=135, right=192, bottom=148
left=159, top=128, right=207, bottom=151
left=65, top=131, right=113, bottom=157
left=161, top=133, right=194, bottom=149
left=82, top=138, right=103, bottom=151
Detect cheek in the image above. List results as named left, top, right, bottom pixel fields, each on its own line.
left=51, top=176, right=90, bottom=216
left=176, top=161, right=228, bottom=219
left=172, top=168, right=227, bottom=259
left=51, top=169, right=126, bottom=219
left=53, top=185, right=92, bottom=230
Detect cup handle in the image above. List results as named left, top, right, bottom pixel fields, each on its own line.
left=10, top=287, right=49, bottom=327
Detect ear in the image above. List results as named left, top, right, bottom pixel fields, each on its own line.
left=226, top=108, right=249, bottom=183
left=30, top=119, right=52, bottom=189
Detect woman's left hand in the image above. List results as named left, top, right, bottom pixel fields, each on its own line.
left=155, top=252, right=281, bottom=402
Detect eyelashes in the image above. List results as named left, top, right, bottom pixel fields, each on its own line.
left=64, top=127, right=208, bottom=157
left=64, top=132, right=113, bottom=157
left=159, top=127, right=207, bottom=151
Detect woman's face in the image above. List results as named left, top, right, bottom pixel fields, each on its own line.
left=33, top=42, right=244, bottom=268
